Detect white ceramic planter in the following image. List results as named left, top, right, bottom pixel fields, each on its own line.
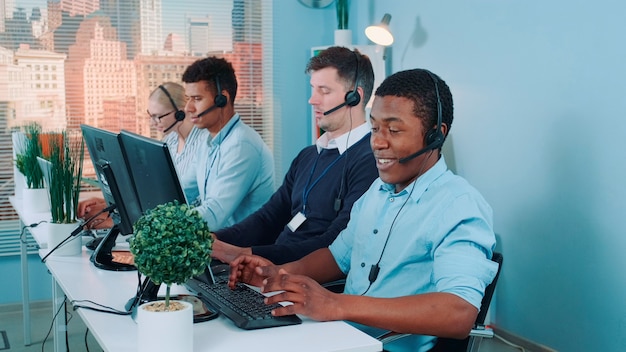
left=22, top=187, right=50, bottom=213
left=46, top=222, right=82, bottom=256
left=137, top=300, right=193, bottom=352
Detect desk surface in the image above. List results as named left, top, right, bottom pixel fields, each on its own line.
left=11, top=196, right=382, bottom=352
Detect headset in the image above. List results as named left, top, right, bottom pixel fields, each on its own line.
left=158, top=85, right=186, bottom=122
left=323, top=50, right=362, bottom=116
left=398, top=70, right=445, bottom=164
left=196, top=75, right=228, bottom=118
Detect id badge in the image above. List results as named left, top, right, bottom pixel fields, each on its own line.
left=287, top=212, right=307, bottom=232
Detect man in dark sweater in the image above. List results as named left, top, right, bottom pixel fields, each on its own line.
left=211, top=46, right=378, bottom=264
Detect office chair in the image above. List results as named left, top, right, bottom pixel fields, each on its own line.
left=379, top=252, right=504, bottom=352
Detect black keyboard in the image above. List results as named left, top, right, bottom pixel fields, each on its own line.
left=186, top=278, right=302, bottom=330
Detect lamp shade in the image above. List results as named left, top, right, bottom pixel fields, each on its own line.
left=365, top=13, right=394, bottom=46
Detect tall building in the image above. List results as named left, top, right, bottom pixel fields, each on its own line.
left=0, top=0, right=17, bottom=31
left=60, top=0, right=99, bottom=17
left=1, top=44, right=68, bottom=131
left=187, top=16, right=209, bottom=56
left=139, top=0, right=162, bottom=55
left=65, top=16, right=136, bottom=129
left=100, top=0, right=162, bottom=59
left=163, top=33, right=185, bottom=53
left=0, top=7, right=37, bottom=50
left=232, top=0, right=260, bottom=43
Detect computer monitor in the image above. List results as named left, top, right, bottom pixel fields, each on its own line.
left=81, top=125, right=142, bottom=271
left=118, top=130, right=187, bottom=211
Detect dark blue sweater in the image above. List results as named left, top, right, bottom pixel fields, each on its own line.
left=215, top=133, right=378, bottom=264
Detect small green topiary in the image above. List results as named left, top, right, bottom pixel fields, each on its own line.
left=130, top=200, right=213, bottom=308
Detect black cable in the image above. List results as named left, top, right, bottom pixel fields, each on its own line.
left=360, top=150, right=432, bottom=296
left=84, top=328, right=91, bottom=352
left=40, top=234, right=83, bottom=263
left=334, top=108, right=353, bottom=212
left=42, top=295, right=66, bottom=352
left=65, top=301, right=69, bottom=352
left=71, top=300, right=132, bottom=316
left=71, top=204, right=117, bottom=237
left=41, top=204, right=116, bottom=263
left=20, top=220, right=47, bottom=247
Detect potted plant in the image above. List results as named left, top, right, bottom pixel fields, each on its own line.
left=334, top=0, right=352, bottom=46
left=38, top=130, right=85, bottom=256
left=14, top=123, right=48, bottom=211
left=130, top=200, right=213, bottom=352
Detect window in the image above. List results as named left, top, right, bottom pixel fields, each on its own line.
left=0, top=0, right=275, bottom=254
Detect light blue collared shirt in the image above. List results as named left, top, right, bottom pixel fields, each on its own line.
left=163, top=126, right=209, bottom=176
left=181, top=114, right=274, bottom=231
left=329, top=156, right=498, bottom=352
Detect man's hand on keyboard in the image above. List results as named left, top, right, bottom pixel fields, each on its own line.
left=261, top=269, right=343, bottom=322
left=228, top=254, right=277, bottom=289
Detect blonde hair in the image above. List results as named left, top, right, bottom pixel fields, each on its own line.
left=150, top=82, right=186, bottom=110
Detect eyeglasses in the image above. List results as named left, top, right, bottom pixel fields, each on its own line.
left=147, top=110, right=175, bottom=123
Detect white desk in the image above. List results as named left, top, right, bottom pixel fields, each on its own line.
left=12, top=196, right=382, bottom=352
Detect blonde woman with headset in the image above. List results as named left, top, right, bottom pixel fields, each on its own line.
left=79, top=82, right=208, bottom=229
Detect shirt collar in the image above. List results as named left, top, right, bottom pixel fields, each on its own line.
left=207, top=113, right=240, bottom=147
left=379, top=155, right=449, bottom=200
left=315, top=123, right=370, bottom=154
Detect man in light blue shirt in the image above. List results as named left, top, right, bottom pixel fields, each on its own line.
left=227, top=69, right=498, bottom=352
left=181, top=57, right=274, bottom=231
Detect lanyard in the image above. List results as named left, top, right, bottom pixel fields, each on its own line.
left=301, top=150, right=343, bottom=213
left=203, top=117, right=240, bottom=193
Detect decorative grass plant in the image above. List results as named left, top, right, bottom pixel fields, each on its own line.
left=130, top=201, right=213, bottom=310
left=15, top=123, right=45, bottom=189
left=42, top=131, right=85, bottom=224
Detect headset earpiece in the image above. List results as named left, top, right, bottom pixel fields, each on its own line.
left=158, top=85, right=185, bottom=121
left=425, top=128, right=444, bottom=149
left=344, top=89, right=360, bottom=107
left=174, top=110, right=186, bottom=121
left=214, top=76, right=228, bottom=108
left=345, top=50, right=361, bottom=107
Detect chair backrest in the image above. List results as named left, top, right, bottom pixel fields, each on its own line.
left=476, top=252, right=503, bottom=324
left=429, top=251, right=503, bottom=352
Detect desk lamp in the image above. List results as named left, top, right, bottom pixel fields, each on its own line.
left=365, top=13, right=394, bottom=46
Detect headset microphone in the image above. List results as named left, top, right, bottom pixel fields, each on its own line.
left=163, top=120, right=179, bottom=133
left=398, top=70, right=445, bottom=164
left=193, top=75, right=228, bottom=119
left=322, top=50, right=361, bottom=116
left=323, top=101, right=347, bottom=116
left=196, top=104, right=219, bottom=118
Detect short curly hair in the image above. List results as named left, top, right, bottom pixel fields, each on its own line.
left=375, top=69, right=453, bottom=137
left=182, top=56, right=237, bottom=104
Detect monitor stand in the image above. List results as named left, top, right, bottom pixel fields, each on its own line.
left=90, top=225, right=136, bottom=271
left=126, top=276, right=160, bottom=319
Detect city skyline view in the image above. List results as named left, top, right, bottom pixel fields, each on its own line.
left=0, top=0, right=273, bottom=228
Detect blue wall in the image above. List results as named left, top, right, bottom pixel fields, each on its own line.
left=277, top=1, right=626, bottom=351
left=0, top=255, right=52, bottom=304
left=355, top=1, right=624, bottom=351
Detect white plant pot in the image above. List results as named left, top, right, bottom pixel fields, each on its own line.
left=46, top=222, right=82, bottom=256
left=13, top=167, right=26, bottom=199
left=137, top=300, right=193, bottom=352
left=334, top=29, right=352, bottom=46
left=22, top=187, right=50, bottom=213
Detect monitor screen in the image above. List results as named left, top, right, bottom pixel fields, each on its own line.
left=81, top=124, right=142, bottom=235
left=81, top=124, right=144, bottom=271
left=118, top=129, right=187, bottom=212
